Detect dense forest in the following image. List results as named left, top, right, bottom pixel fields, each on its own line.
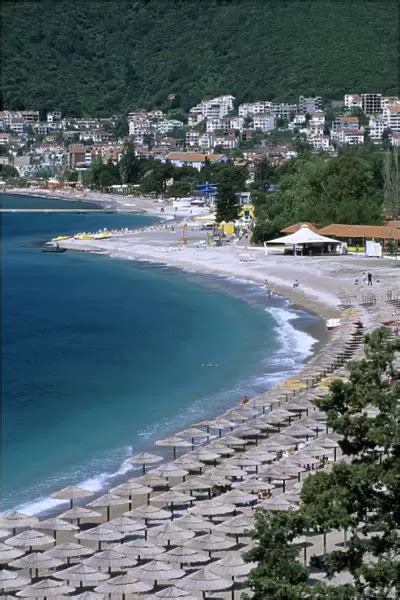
left=2, top=1, right=398, bottom=116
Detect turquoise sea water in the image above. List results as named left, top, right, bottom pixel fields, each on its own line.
left=1, top=193, right=319, bottom=514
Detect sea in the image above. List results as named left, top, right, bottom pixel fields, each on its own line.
left=1, top=193, right=322, bottom=515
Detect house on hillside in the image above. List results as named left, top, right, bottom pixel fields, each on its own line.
left=163, top=152, right=228, bottom=171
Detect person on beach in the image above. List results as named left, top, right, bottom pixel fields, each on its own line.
left=293, top=279, right=299, bottom=288
left=368, top=272, right=373, bottom=286
left=362, top=272, right=367, bottom=285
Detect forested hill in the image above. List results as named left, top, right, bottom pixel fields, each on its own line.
left=2, top=0, right=398, bottom=116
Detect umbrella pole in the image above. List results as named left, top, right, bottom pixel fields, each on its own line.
left=173, top=446, right=176, bottom=460
left=70, top=498, right=73, bottom=509
left=107, top=506, right=111, bottom=521
left=142, top=463, right=146, bottom=475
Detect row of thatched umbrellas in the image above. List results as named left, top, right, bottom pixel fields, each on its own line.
left=0, top=320, right=364, bottom=598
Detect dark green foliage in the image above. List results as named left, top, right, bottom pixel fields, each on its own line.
left=0, top=164, right=19, bottom=178
left=252, top=150, right=385, bottom=243
left=2, top=1, right=398, bottom=115
left=245, top=329, right=400, bottom=598
left=214, top=164, right=247, bottom=222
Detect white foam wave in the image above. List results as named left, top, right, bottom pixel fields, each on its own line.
left=267, top=305, right=316, bottom=367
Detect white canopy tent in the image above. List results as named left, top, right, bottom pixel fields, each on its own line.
left=265, top=225, right=340, bottom=256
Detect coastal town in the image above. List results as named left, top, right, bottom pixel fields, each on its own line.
left=1, top=92, right=399, bottom=181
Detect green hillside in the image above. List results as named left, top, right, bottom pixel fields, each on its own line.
left=2, top=0, right=398, bottom=116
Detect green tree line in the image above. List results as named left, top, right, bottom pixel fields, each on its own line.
left=2, top=1, right=398, bottom=115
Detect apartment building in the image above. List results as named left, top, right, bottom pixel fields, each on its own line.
left=361, top=93, right=382, bottom=115
left=383, top=103, right=400, bottom=132
left=344, top=94, right=362, bottom=109
left=253, top=114, right=276, bottom=132
left=299, top=96, right=322, bottom=114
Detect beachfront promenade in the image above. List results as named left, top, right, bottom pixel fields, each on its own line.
left=1, top=280, right=399, bottom=598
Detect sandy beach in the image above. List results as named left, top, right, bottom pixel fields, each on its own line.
left=2, top=189, right=399, bottom=598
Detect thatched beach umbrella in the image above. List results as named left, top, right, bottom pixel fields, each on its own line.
left=219, top=435, right=249, bottom=448
left=176, top=567, right=231, bottom=598
left=174, top=514, right=211, bottom=533
left=0, top=541, right=25, bottom=564
left=163, top=546, right=209, bottom=569
left=84, top=548, right=137, bottom=573
left=54, top=563, right=109, bottom=588
left=189, top=500, right=236, bottom=520
left=151, top=463, right=189, bottom=481
left=125, top=504, right=171, bottom=526
left=259, top=497, right=296, bottom=512
left=132, top=559, right=185, bottom=586
left=45, top=542, right=94, bottom=564
left=232, top=477, right=274, bottom=494
left=5, top=529, right=54, bottom=551
left=150, top=490, right=193, bottom=516
left=127, top=452, right=163, bottom=475
left=147, top=522, right=194, bottom=547
left=154, top=587, right=198, bottom=598
left=74, top=593, right=106, bottom=600
left=205, top=442, right=235, bottom=457
left=75, top=524, right=125, bottom=551
left=110, top=481, right=153, bottom=507
left=0, top=512, right=39, bottom=536
left=51, top=485, right=93, bottom=509
left=36, top=517, right=78, bottom=541
left=189, top=449, right=222, bottom=464
left=155, top=436, right=192, bottom=460
left=218, top=489, right=258, bottom=506
left=209, top=553, right=257, bottom=598
left=0, top=569, right=30, bottom=593
left=16, top=577, right=75, bottom=597
left=9, top=552, right=62, bottom=579
left=186, top=533, right=235, bottom=557
left=211, top=464, right=244, bottom=479
left=215, top=514, right=253, bottom=543
left=59, top=506, right=102, bottom=526
left=87, top=493, right=129, bottom=521
left=116, top=539, right=165, bottom=562
left=108, top=516, right=146, bottom=536
left=174, top=457, right=204, bottom=472
left=95, top=572, right=153, bottom=597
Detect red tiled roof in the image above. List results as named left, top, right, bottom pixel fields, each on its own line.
left=318, top=223, right=400, bottom=240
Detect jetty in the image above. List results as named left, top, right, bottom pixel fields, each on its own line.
left=0, top=208, right=116, bottom=214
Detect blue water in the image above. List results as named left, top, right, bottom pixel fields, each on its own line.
left=1, top=193, right=319, bottom=514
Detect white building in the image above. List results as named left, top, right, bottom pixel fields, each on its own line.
left=344, top=94, right=362, bottom=109
left=128, top=117, right=151, bottom=136
left=229, top=116, right=245, bottom=131
left=369, top=116, right=387, bottom=141
left=155, top=119, right=184, bottom=134
left=191, top=95, right=235, bottom=120
left=383, top=103, right=400, bottom=132
left=339, top=129, right=365, bottom=145
left=198, top=133, right=214, bottom=150
left=185, top=130, right=199, bottom=147
left=308, top=135, right=331, bottom=151
left=163, top=151, right=228, bottom=171
left=214, top=135, right=238, bottom=150
left=47, top=111, right=62, bottom=123
left=253, top=114, right=276, bottom=132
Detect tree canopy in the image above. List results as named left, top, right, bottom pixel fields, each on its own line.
left=2, top=1, right=398, bottom=115
left=245, top=328, right=400, bottom=599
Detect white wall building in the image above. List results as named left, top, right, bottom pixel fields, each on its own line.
left=369, top=116, right=387, bottom=141
left=383, top=103, right=400, bottom=132
left=185, top=130, right=199, bottom=147
left=308, top=135, right=331, bottom=151
left=253, top=114, right=276, bottom=132
left=344, top=94, right=362, bottom=109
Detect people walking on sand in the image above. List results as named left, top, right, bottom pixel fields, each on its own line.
left=368, top=272, right=373, bottom=286
left=362, top=272, right=367, bottom=285
left=293, top=279, right=299, bottom=288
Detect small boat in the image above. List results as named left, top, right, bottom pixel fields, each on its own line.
left=42, top=246, right=67, bottom=253
left=326, top=318, right=340, bottom=330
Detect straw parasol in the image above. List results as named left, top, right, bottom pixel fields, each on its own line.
left=173, top=457, right=204, bottom=472
left=55, top=563, right=109, bottom=588
left=211, top=464, right=245, bottom=478
left=147, top=521, right=194, bottom=547
left=108, top=516, right=146, bottom=536
left=36, top=517, right=78, bottom=541
left=125, top=504, right=171, bottom=525
left=218, top=489, right=258, bottom=505
left=0, top=529, right=12, bottom=540
left=174, top=514, right=211, bottom=533
left=219, top=435, right=249, bottom=448
left=95, top=572, right=153, bottom=598
left=214, top=514, right=253, bottom=543
left=0, top=542, right=25, bottom=564
left=150, top=490, right=193, bottom=515
left=51, top=485, right=93, bottom=508
left=127, top=452, right=163, bottom=475
left=154, top=587, right=198, bottom=598
left=5, top=529, right=54, bottom=551
left=0, top=569, right=30, bottom=593
left=205, top=442, right=235, bottom=457
left=163, top=546, right=209, bottom=569
left=74, top=593, right=106, bottom=600
left=155, top=436, right=192, bottom=459
left=186, top=533, right=235, bottom=557
left=87, top=493, right=128, bottom=521
left=189, top=500, right=236, bottom=519
left=45, top=542, right=94, bottom=564
left=132, top=560, right=185, bottom=586
left=116, top=539, right=166, bottom=562
left=232, top=477, right=274, bottom=494
left=176, top=567, right=231, bottom=598
left=9, top=552, right=62, bottom=578
left=75, top=524, right=125, bottom=551
left=177, top=427, right=210, bottom=444
left=59, top=506, right=102, bottom=526
left=151, top=463, right=189, bottom=480
left=189, top=449, right=221, bottom=464
left=259, top=497, right=296, bottom=512
left=110, top=481, right=153, bottom=506
left=16, top=578, right=76, bottom=597
left=84, top=548, right=137, bottom=573
left=209, top=553, right=257, bottom=597
left=0, top=512, right=39, bottom=535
